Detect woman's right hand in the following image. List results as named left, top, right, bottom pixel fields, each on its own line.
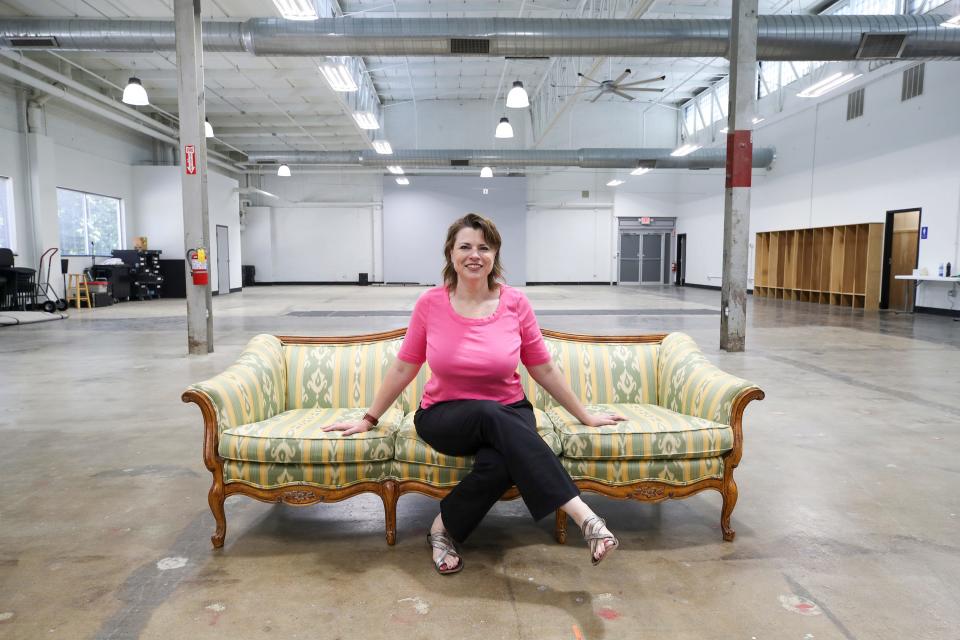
left=321, top=419, right=374, bottom=437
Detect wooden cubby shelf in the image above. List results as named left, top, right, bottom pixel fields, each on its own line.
left=753, top=223, right=883, bottom=310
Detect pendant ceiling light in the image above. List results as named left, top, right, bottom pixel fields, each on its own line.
left=121, top=77, right=149, bottom=106
left=494, top=117, right=513, bottom=139
left=204, top=118, right=214, bottom=138
left=277, top=164, right=291, bottom=177
left=505, top=81, right=529, bottom=109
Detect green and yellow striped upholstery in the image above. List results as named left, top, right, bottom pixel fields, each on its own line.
left=389, top=461, right=469, bottom=487
left=562, top=456, right=725, bottom=486
left=223, top=460, right=391, bottom=490
left=392, top=408, right=561, bottom=473
left=658, top=332, right=759, bottom=424
left=187, top=334, right=286, bottom=434
left=534, top=338, right=660, bottom=408
left=219, top=406, right=403, bottom=464
left=400, top=362, right=433, bottom=413
left=285, top=339, right=407, bottom=411
left=548, top=403, right=732, bottom=460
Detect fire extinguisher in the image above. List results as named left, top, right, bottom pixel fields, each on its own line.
left=187, top=248, right=209, bottom=286
left=671, top=261, right=677, bottom=273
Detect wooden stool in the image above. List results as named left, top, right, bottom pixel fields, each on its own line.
left=67, top=274, right=92, bottom=310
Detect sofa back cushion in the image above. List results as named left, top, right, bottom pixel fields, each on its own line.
left=285, top=339, right=406, bottom=410
left=524, top=337, right=659, bottom=409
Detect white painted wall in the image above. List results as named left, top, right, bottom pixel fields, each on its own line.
left=526, top=207, right=614, bottom=283
left=676, top=61, right=960, bottom=310
left=0, top=81, right=159, bottom=294
left=0, top=86, right=33, bottom=267
left=382, top=175, right=527, bottom=285
left=240, top=206, right=273, bottom=283
left=239, top=171, right=381, bottom=283
left=132, top=166, right=241, bottom=292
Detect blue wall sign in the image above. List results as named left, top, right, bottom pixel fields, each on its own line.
left=920, top=226, right=928, bottom=239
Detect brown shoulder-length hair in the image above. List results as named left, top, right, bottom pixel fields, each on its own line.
left=442, top=213, right=505, bottom=291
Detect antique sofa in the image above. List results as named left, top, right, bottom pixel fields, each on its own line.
left=182, top=330, right=763, bottom=549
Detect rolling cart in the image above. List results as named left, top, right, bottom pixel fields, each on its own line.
left=35, top=248, right=68, bottom=313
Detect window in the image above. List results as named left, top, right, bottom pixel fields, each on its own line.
left=57, top=188, right=123, bottom=256
left=0, top=176, right=12, bottom=250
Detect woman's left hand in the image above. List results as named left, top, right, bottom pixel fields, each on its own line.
left=582, top=412, right=627, bottom=428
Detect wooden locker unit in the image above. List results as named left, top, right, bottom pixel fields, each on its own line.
left=753, top=223, right=884, bottom=310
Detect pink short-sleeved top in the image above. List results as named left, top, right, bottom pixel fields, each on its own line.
left=397, top=284, right=552, bottom=409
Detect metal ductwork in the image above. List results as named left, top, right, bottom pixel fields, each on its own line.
left=246, top=148, right=777, bottom=170
left=0, top=16, right=959, bottom=59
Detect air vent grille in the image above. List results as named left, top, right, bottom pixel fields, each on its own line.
left=450, top=38, right=490, bottom=54
left=450, top=159, right=469, bottom=166
left=846, top=88, right=864, bottom=120
left=8, top=36, right=59, bottom=48
left=901, top=63, right=924, bottom=101
left=856, top=33, right=907, bottom=59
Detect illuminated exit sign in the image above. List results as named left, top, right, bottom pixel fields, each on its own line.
left=640, top=217, right=654, bottom=224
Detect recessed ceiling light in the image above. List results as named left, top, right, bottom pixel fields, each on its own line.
left=372, top=140, right=393, bottom=155
left=353, top=111, right=380, bottom=130
left=797, top=72, right=861, bottom=98
left=606, top=179, right=625, bottom=187
left=630, top=167, right=651, bottom=176
left=272, top=0, right=318, bottom=20
left=386, top=166, right=404, bottom=175
left=396, top=177, right=410, bottom=185
left=319, top=61, right=359, bottom=92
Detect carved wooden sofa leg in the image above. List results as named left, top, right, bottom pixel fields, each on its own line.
left=381, top=480, right=399, bottom=546
left=554, top=510, right=568, bottom=544
left=720, top=477, right=738, bottom=542
left=208, top=481, right=226, bottom=549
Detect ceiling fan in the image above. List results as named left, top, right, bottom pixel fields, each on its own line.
left=553, top=69, right=666, bottom=102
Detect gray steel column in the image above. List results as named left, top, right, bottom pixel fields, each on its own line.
left=174, top=0, right=213, bottom=354
left=720, top=0, right=758, bottom=352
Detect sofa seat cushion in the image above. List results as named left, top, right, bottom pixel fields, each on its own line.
left=548, top=403, right=732, bottom=461
left=393, top=408, right=562, bottom=470
left=219, top=407, right=403, bottom=464
left=562, top=456, right=725, bottom=486
left=223, top=460, right=391, bottom=490
left=390, top=461, right=470, bottom=487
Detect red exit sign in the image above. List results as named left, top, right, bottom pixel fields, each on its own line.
left=640, top=217, right=654, bottom=224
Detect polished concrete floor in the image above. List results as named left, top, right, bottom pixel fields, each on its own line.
left=1, top=284, right=958, bottom=640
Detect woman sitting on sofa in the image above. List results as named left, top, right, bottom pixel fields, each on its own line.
left=323, top=213, right=624, bottom=574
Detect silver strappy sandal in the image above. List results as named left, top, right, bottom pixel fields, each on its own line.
left=581, top=516, right=619, bottom=566
left=427, top=530, right=463, bottom=575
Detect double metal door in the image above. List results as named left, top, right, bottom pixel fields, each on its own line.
left=619, top=232, right=664, bottom=284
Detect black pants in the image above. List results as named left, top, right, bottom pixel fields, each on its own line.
left=414, top=398, right=579, bottom=543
